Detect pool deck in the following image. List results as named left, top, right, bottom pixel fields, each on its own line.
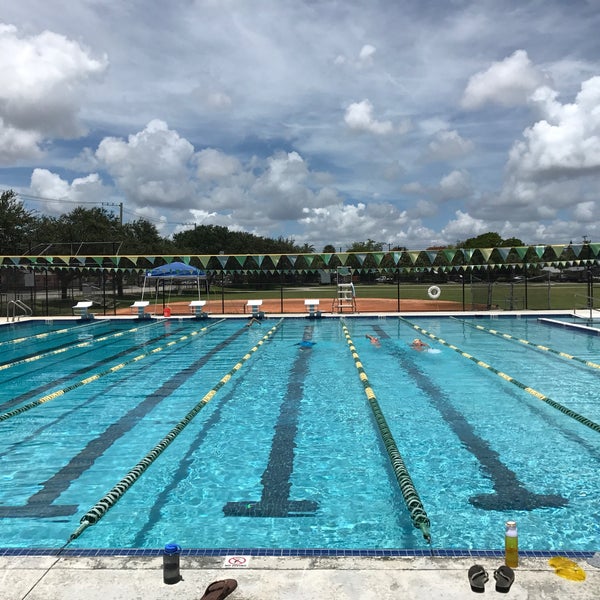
left=2, top=554, right=599, bottom=599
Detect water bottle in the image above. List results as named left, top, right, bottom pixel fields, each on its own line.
left=163, top=543, right=182, bottom=584
left=504, top=521, right=518, bottom=568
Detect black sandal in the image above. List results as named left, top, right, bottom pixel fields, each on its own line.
left=494, top=565, right=515, bottom=593
left=468, top=564, right=489, bottom=593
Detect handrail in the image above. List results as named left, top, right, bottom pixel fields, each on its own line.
left=7, top=300, right=33, bottom=322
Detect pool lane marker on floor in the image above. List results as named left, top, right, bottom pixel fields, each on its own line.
left=0, top=320, right=161, bottom=372
left=400, top=317, right=600, bottom=436
left=372, top=325, right=567, bottom=512
left=0, top=320, right=225, bottom=423
left=0, top=321, right=249, bottom=520
left=223, top=324, right=318, bottom=517
left=341, top=321, right=431, bottom=543
left=69, top=319, right=284, bottom=541
left=451, top=317, right=600, bottom=371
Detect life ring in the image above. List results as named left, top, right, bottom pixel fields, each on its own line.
left=428, top=285, right=441, bottom=300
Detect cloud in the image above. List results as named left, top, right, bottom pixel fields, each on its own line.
left=423, top=130, right=474, bottom=162
left=0, top=23, right=107, bottom=163
left=344, top=100, right=394, bottom=135
left=438, top=170, right=472, bottom=199
left=95, top=120, right=196, bottom=209
left=196, top=148, right=242, bottom=181
left=441, top=210, right=488, bottom=241
left=29, top=168, right=107, bottom=215
left=461, top=50, right=551, bottom=109
left=507, top=76, right=600, bottom=179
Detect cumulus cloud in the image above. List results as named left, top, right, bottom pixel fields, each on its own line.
left=196, top=148, right=242, bottom=180
left=424, top=129, right=474, bottom=162
left=344, top=100, right=394, bottom=135
left=0, top=23, right=107, bottom=163
left=29, top=168, right=107, bottom=215
left=438, top=170, right=472, bottom=199
left=95, top=120, right=196, bottom=208
left=441, top=210, right=488, bottom=241
left=507, top=76, right=600, bottom=179
left=461, top=50, right=551, bottom=109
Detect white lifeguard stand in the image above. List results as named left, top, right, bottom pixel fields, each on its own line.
left=72, top=301, right=94, bottom=319
left=130, top=300, right=150, bottom=318
left=189, top=300, right=208, bottom=319
left=332, top=267, right=356, bottom=313
left=304, top=299, right=321, bottom=318
left=246, top=299, right=263, bottom=318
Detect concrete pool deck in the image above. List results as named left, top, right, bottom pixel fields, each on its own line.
left=2, top=554, right=599, bottom=599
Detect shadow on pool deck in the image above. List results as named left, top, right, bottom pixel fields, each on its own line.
left=2, top=554, right=599, bottom=600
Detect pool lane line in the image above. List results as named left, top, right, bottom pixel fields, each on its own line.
left=341, top=321, right=431, bottom=543
left=0, top=320, right=162, bottom=373
left=372, top=325, right=568, bottom=511
left=400, top=317, right=600, bottom=435
left=0, top=321, right=248, bottom=520
left=68, top=319, right=284, bottom=541
left=0, top=319, right=225, bottom=423
left=451, top=317, right=600, bottom=371
left=0, top=320, right=105, bottom=348
left=223, top=324, right=318, bottom=517
left=0, top=321, right=201, bottom=409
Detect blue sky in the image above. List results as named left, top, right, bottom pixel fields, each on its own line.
left=1, top=0, right=600, bottom=251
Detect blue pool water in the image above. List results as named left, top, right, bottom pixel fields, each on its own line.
left=0, top=315, right=599, bottom=553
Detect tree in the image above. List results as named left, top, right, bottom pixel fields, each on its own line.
left=347, top=239, right=384, bottom=252
left=458, top=232, right=523, bottom=249
left=0, top=190, right=37, bottom=253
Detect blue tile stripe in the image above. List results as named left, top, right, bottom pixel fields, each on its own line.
left=0, top=547, right=595, bottom=559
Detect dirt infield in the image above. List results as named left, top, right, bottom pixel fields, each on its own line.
left=119, top=297, right=464, bottom=316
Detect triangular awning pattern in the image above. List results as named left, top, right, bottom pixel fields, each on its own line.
left=1, top=243, right=598, bottom=273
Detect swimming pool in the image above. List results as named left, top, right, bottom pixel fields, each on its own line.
left=0, top=315, right=598, bottom=554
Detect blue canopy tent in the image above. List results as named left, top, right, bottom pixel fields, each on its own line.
left=140, top=261, right=207, bottom=310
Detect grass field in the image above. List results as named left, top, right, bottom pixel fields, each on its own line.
left=3, top=281, right=597, bottom=316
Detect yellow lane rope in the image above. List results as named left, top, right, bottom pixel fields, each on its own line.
left=69, top=318, right=284, bottom=540
left=341, top=321, right=431, bottom=542
left=400, top=317, right=600, bottom=435
left=451, top=317, right=600, bottom=370
left=0, top=321, right=161, bottom=372
left=0, top=319, right=225, bottom=423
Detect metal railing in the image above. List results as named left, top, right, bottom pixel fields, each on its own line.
left=7, top=299, right=32, bottom=321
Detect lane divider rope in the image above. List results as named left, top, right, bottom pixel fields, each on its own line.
left=0, top=320, right=103, bottom=348
left=450, top=316, right=600, bottom=370
left=68, top=318, right=284, bottom=541
left=0, top=320, right=225, bottom=423
left=400, top=317, right=600, bottom=435
left=341, top=321, right=431, bottom=542
left=0, top=321, right=161, bottom=373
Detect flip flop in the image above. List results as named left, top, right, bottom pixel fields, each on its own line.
left=468, top=564, right=488, bottom=593
left=200, top=579, right=238, bottom=600
left=494, top=565, right=515, bottom=593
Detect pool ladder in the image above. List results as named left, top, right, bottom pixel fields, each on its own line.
left=7, top=300, right=32, bottom=322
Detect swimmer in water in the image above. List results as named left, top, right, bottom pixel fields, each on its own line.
left=365, top=334, right=380, bottom=347
left=410, top=338, right=429, bottom=352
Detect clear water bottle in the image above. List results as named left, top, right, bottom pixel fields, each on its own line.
left=163, top=543, right=182, bottom=584
left=504, top=521, right=518, bottom=568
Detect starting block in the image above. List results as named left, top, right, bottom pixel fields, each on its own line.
left=246, top=299, right=264, bottom=319
left=304, top=299, right=321, bottom=318
left=72, top=301, right=94, bottom=319
left=189, top=300, right=208, bottom=319
left=130, top=300, right=150, bottom=318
